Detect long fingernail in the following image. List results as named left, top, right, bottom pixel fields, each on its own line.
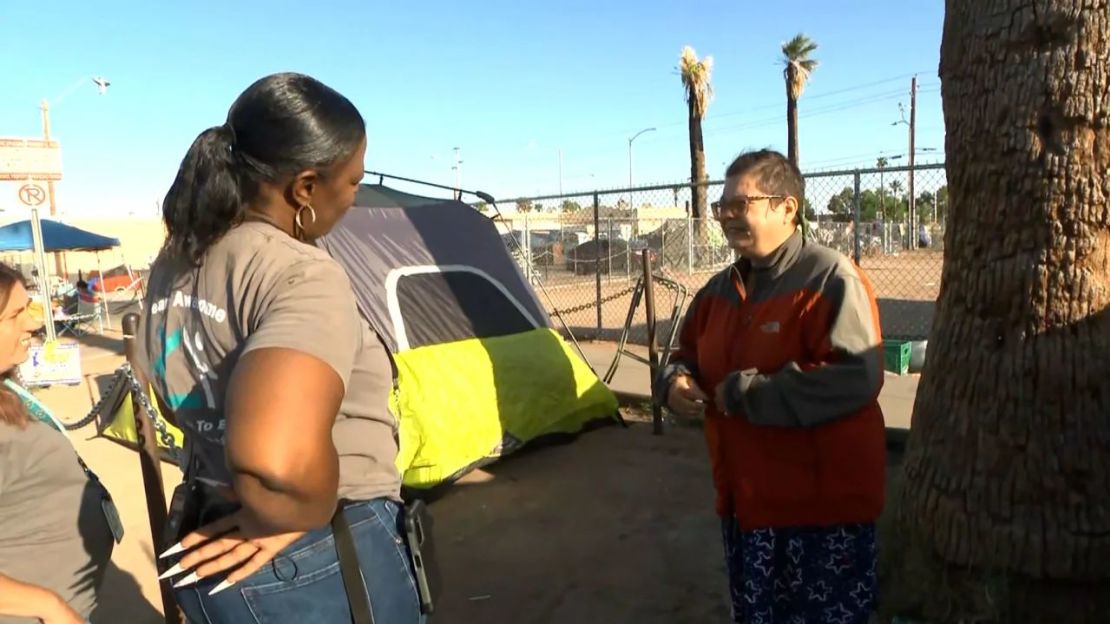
left=208, top=580, right=234, bottom=596
left=158, top=563, right=186, bottom=580
left=173, top=572, right=200, bottom=588
left=159, top=542, right=186, bottom=559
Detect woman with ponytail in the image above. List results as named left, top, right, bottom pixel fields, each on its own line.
left=135, top=73, right=424, bottom=622
left=0, top=264, right=117, bottom=624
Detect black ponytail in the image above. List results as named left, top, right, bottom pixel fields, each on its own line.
left=162, top=125, right=242, bottom=263
left=161, top=72, right=366, bottom=265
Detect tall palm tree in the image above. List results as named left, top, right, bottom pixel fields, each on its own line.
left=781, top=34, right=818, bottom=167
left=883, top=0, right=1110, bottom=622
left=679, top=46, right=713, bottom=231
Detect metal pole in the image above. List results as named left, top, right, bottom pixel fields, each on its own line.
left=121, top=313, right=181, bottom=624
left=29, top=207, right=55, bottom=342
left=687, top=216, right=693, bottom=274
left=453, top=146, right=462, bottom=192
left=642, top=249, right=663, bottom=435
left=908, top=76, right=917, bottom=248
left=608, top=218, right=613, bottom=280
left=96, top=251, right=111, bottom=331
left=879, top=165, right=885, bottom=221
left=40, top=101, right=64, bottom=277
left=852, top=171, right=862, bottom=264
left=558, top=149, right=563, bottom=196
left=628, top=127, right=656, bottom=239
left=593, top=193, right=602, bottom=337
left=523, top=212, right=532, bottom=284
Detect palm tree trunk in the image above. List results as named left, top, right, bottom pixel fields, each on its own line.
left=884, top=1, right=1110, bottom=622
left=688, top=99, right=707, bottom=244
left=785, top=64, right=799, bottom=167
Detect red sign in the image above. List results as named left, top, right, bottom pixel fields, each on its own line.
left=18, top=183, right=47, bottom=206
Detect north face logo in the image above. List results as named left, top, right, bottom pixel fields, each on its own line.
left=760, top=321, right=781, bottom=333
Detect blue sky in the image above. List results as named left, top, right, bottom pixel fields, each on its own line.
left=1, top=0, right=946, bottom=216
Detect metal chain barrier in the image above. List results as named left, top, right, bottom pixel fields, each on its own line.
left=120, top=363, right=181, bottom=456
left=554, top=283, right=638, bottom=315
left=61, top=367, right=126, bottom=431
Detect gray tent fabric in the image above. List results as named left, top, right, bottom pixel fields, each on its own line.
left=316, top=185, right=550, bottom=353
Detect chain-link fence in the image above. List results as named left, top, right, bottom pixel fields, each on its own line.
left=488, top=162, right=947, bottom=347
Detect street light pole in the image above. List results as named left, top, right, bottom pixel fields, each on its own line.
left=628, top=127, right=656, bottom=190
left=558, top=149, right=563, bottom=196
left=452, top=147, right=462, bottom=195
left=628, top=127, right=656, bottom=238
left=39, top=100, right=65, bottom=279
left=33, top=76, right=109, bottom=342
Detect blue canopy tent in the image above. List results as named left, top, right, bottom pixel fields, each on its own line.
left=0, top=219, right=120, bottom=252
left=0, top=218, right=121, bottom=335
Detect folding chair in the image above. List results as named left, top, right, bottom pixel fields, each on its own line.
left=56, top=294, right=104, bottom=336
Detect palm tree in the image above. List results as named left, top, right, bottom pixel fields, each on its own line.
left=679, top=46, right=713, bottom=233
left=882, top=0, right=1110, bottom=621
left=781, top=34, right=818, bottom=167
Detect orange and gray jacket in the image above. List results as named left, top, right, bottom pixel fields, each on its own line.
left=653, top=230, right=887, bottom=530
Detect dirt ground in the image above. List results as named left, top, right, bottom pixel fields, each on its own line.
left=53, top=303, right=909, bottom=624
left=426, top=412, right=730, bottom=623
left=63, top=359, right=909, bottom=624
left=62, top=363, right=730, bottom=623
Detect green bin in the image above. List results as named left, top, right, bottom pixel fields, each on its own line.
left=883, top=340, right=912, bottom=375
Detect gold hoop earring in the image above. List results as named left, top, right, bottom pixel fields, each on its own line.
left=294, top=204, right=317, bottom=238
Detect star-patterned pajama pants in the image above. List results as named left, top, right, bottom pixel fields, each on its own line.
left=720, top=517, right=878, bottom=624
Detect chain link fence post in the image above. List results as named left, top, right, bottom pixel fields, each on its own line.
left=523, top=211, right=532, bottom=284
left=593, top=192, right=602, bottom=337
left=687, top=216, right=693, bottom=274
left=853, top=169, right=862, bottom=265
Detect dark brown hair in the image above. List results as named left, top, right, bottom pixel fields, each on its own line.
left=0, top=264, right=30, bottom=428
left=725, top=149, right=806, bottom=224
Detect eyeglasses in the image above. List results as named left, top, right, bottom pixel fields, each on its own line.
left=711, top=195, right=785, bottom=218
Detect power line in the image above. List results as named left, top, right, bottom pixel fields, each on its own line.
left=704, top=85, right=939, bottom=135
left=556, top=84, right=941, bottom=166
left=645, top=71, right=937, bottom=132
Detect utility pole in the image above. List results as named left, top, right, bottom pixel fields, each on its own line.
left=558, top=149, right=563, bottom=196
left=40, top=100, right=65, bottom=276
left=908, top=75, right=917, bottom=248
left=452, top=147, right=462, bottom=194
left=628, top=127, right=656, bottom=239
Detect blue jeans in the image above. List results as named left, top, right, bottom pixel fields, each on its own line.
left=175, top=499, right=425, bottom=623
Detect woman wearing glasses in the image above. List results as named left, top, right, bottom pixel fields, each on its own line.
left=655, top=149, right=886, bottom=624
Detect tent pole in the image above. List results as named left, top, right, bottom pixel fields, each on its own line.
left=97, top=251, right=111, bottom=331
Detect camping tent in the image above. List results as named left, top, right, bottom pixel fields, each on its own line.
left=319, top=185, right=619, bottom=488
left=99, top=184, right=619, bottom=489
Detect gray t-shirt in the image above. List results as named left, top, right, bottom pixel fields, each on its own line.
left=136, top=221, right=401, bottom=505
left=0, top=420, right=113, bottom=623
